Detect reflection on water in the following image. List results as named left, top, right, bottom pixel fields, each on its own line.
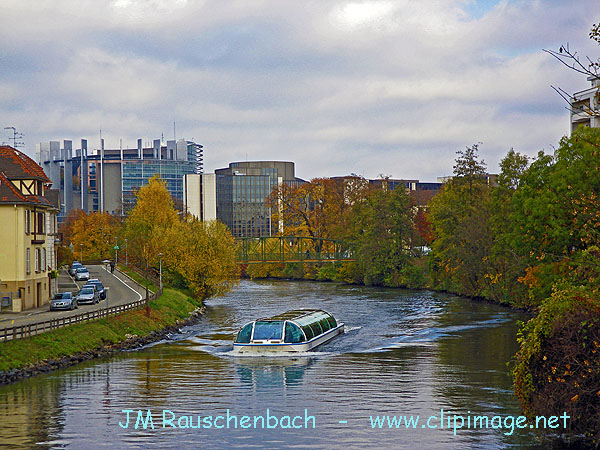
left=236, top=357, right=314, bottom=392
left=0, top=280, right=571, bottom=449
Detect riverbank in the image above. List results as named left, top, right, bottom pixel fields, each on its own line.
left=242, top=261, right=530, bottom=311
left=0, top=287, right=204, bottom=385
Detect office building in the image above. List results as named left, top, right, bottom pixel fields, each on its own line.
left=37, top=138, right=203, bottom=221
left=184, top=161, right=304, bottom=238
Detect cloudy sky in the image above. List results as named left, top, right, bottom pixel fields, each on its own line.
left=1, top=0, right=598, bottom=181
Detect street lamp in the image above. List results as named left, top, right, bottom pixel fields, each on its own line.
left=124, top=238, right=128, bottom=266
left=158, top=252, right=163, bottom=292
left=80, top=243, right=83, bottom=262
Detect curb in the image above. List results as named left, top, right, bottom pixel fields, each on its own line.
left=114, top=267, right=156, bottom=295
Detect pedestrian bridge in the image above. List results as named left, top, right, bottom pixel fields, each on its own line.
left=236, top=236, right=355, bottom=264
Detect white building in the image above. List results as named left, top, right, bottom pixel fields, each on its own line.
left=571, top=75, right=600, bottom=132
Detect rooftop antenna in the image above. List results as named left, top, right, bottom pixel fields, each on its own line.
left=4, top=126, right=25, bottom=148
left=173, top=121, right=176, bottom=140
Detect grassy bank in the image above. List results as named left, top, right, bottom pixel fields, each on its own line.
left=0, top=288, right=201, bottom=373
left=118, top=264, right=160, bottom=293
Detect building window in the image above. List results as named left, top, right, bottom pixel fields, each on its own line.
left=42, top=248, right=47, bottom=271
left=36, top=212, right=45, bottom=234
left=26, top=248, right=30, bottom=274
left=35, top=248, right=40, bottom=272
left=25, top=210, right=30, bottom=234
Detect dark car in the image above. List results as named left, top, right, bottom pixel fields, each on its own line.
left=50, top=292, right=77, bottom=311
left=69, top=262, right=83, bottom=276
left=88, top=279, right=106, bottom=300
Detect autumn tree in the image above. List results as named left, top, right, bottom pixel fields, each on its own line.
left=269, top=176, right=371, bottom=242
left=65, top=210, right=123, bottom=261
left=164, top=218, right=239, bottom=298
left=124, top=174, right=179, bottom=270
left=124, top=174, right=239, bottom=298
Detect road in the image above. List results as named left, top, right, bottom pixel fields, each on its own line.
left=0, top=265, right=148, bottom=328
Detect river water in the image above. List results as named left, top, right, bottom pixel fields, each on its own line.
left=0, top=280, right=567, bottom=449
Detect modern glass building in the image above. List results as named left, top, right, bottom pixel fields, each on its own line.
left=121, top=158, right=196, bottom=210
left=184, top=161, right=305, bottom=238
left=37, top=138, right=202, bottom=221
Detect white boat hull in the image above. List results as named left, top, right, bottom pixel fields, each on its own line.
left=232, top=323, right=344, bottom=354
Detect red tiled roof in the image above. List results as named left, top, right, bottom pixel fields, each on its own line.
left=0, top=146, right=54, bottom=207
left=0, top=145, right=50, bottom=183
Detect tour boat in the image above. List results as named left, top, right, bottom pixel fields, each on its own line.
left=232, top=309, right=344, bottom=354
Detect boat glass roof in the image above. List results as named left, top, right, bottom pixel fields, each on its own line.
left=262, top=309, right=332, bottom=322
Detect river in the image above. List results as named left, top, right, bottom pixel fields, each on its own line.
left=0, top=280, right=567, bottom=449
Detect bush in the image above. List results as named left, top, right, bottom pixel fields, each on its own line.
left=512, top=287, right=600, bottom=444
left=282, top=262, right=304, bottom=279
left=317, top=264, right=337, bottom=281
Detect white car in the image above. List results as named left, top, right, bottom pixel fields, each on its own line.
left=75, top=267, right=90, bottom=281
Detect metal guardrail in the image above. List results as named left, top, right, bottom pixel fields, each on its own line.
left=0, top=290, right=161, bottom=342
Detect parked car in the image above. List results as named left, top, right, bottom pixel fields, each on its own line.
left=76, top=287, right=98, bottom=305
left=69, top=262, right=83, bottom=276
left=88, top=279, right=106, bottom=300
left=50, top=292, right=77, bottom=311
left=81, top=283, right=101, bottom=303
left=75, top=267, right=90, bottom=281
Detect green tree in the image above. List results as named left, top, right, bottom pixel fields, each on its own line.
left=506, top=128, right=600, bottom=303
left=486, top=149, right=531, bottom=304
left=348, top=186, right=416, bottom=287
left=429, top=144, right=492, bottom=296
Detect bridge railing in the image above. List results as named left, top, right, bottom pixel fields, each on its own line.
left=236, top=236, right=355, bottom=264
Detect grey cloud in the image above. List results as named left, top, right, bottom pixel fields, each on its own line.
left=0, top=0, right=597, bottom=181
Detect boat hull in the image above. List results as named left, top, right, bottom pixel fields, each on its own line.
left=232, top=323, right=344, bottom=354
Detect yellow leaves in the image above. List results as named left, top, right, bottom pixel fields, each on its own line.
left=126, top=175, right=178, bottom=265
left=484, top=272, right=501, bottom=284
left=163, top=219, right=239, bottom=298
left=67, top=210, right=122, bottom=260
left=518, top=266, right=541, bottom=288
left=570, top=394, right=579, bottom=403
